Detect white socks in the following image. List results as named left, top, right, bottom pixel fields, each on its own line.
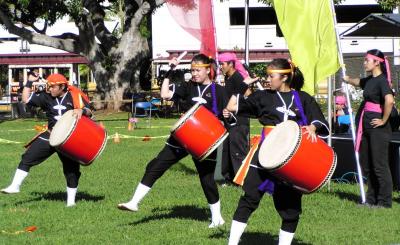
left=1, top=169, right=28, bottom=194
left=118, top=183, right=151, bottom=211
left=66, top=187, right=77, bottom=207
left=208, top=200, right=225, bottom=228
left=228, top=220, right=247, bottom=245
left=278, top=229, right=295, bottom=245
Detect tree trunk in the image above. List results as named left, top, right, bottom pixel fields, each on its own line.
left=91, top=29, right=151, bottom=111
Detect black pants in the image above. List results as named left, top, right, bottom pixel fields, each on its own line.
left=221, top=124, right=250, bottom=181
left=18, top=131, right=81, bottom=188
left=232, top=148, right=302, bottom=233
left=359, top=127, right=393, bottom=207
left=141, top=137, right=219, bottom=204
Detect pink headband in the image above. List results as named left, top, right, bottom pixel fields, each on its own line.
left=218, top=52, right=249, bottom=79
left=335, top=96, right=346, bottom=105
left=365, top=53, right=392, bottom=87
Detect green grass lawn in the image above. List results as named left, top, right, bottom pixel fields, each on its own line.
left=0, top=114, right=399, bottom=244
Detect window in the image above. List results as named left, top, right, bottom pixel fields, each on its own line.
left=229, top=7, right=276, bottom=26
left=335, top=5, right=392, bottom=23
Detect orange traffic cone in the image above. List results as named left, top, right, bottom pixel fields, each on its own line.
left=113, top=132, right=121, bottom=143
left=128, top=122, right=133, bottom=131
left=142, top=135, right=151, bottom=142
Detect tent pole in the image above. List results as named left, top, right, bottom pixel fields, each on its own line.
left=327, top=75, right=333, bottom=192
left=210, top=0, right=222, bottom=84
left=244, top=0, right=249, bottom=66
left=330, top=0, right=366, bottom=203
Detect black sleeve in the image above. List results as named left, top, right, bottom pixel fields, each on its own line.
left=171, top=81, right=189, bottom=101
left=217, top=85, right=228, bottom=112
left=379, top=78, right=392, bottom=98
left=27, top=92, right=47, bottom=109
left=359, top=76, right=370, bottom=89
left=301, top=92, right=329, bottom=135
left=237, top=90, right=264, bottom=118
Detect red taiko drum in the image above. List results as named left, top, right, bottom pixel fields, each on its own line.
left=49, top=110, right=107, bottom=165
left=258, top=120, right=336, bottom=193
left=171, top=103, right=228, bottom=161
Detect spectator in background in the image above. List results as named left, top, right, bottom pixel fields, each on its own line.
left=333, top=93, right=350, bottom=134
left=218, top=52, right=251, bottom=184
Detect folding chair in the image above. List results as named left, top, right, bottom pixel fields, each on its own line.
left=133, top=102, right=154, bottom=128
left=149, top=98, right=161, bottom=118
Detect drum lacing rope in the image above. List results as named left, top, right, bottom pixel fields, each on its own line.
left=198, top=131, right=228, bottom=161
left=309, top=153, right=338, bottom=193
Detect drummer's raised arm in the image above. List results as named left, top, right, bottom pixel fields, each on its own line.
left=160, top=77, right=174, bottom=100
left=22, top=73, right=39, bottom=104
left=161, top=57, right=180, bottom=100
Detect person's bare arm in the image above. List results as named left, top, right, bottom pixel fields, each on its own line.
left=22, top=73, right=39, bottom=104
left=343, top=75, right=360, bottom=87
left=160, top=57, right=179, bottom=100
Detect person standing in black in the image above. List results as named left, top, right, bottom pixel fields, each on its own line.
left=1, top=73, right=92, bottom=207
left=344, top=49, right=394, bottom=208
left=218, top=52, right=251, bottom=183
left=118, top=54, right=228, bottom=228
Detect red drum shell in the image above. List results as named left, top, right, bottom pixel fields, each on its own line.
left=171, top=103, right=228, bottom=161
left=258, top=120, right=336, bottom=193
left=49, top=110, right=107, bottom=165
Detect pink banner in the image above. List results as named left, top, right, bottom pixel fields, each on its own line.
left=166, top=0, right=216, bottom=58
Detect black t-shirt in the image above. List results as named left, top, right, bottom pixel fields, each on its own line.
left=172, top=81, right=228, bottom=120
left=358, top=74, right=392, bottom=129
left=224, top=71, right=248, bottom=98
left=27, top=91, right=89, bottom=129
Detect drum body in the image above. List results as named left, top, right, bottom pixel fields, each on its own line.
left=49, top=110, right=107, bottom=165
left=171, top=103, right=228, bottom=161
left=258, top=120, right=336, bottom=193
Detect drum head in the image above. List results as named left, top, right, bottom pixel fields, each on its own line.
left=258, top=120, right=300, bottom=170
left=170, top=102, right=201, bottom=133
left=49, top=110, right=77, bottom=147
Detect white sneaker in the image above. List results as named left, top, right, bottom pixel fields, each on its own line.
left=1, top=186, right=20, bottom=194
left=117, top=202, right=138, bottom=212
left=66, top=203, right=76, bottom=207
left=208, top=218, right=225, bottom=228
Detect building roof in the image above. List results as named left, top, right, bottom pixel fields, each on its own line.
left=0, top=53, right=88, bottom=65
left=341, top=13, right=400, bottom=38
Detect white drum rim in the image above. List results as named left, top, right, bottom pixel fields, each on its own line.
left=258, top=121, right=302, bottom=170
left=170, top=102, right=201, bottom=134
left=49, top=110, right=77, bottom=147
left=199, top=131, right=229, bottom=161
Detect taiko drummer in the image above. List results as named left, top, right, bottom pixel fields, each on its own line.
left=223, top=59, right=329, bottom=245
left=1, top=73, right=92, bottom=207
left=118, top=54, right=231, bottom=228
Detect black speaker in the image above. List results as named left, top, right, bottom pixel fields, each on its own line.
left=331, top=133, right=400, bottom=190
